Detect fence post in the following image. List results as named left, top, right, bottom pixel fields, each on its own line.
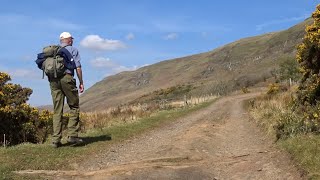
left=3, top=134, right=5, bottom=148
left=184, top=95, right=188, bottom=107
left=289, top=78, right=292, bottom=87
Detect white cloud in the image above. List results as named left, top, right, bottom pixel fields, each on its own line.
left=90, top=57, right=117, bottom=68
left=80, top=35, right=127, bottom=51
left=9, top=69, right=38, bottom=79
left=164, top=33, right=178, bottom=40
left=125, top=33, right=135, bottom=40
left=0, top=66, right=41, bottom=81
left=256, top=14, right=309, bottom=31
left=113, top=65, right=138, bottom=73
left=140, top=64, right=150, bottom=68
left=90, top=57, right=146, bottom=76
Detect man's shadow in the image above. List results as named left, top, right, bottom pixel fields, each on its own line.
left=61, top=134, right=112, bottom=147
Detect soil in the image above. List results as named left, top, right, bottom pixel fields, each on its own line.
left=17, top=90, right=303, bottom=180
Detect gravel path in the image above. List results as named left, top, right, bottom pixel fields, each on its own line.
left=17, top=91, right=303, bottom=180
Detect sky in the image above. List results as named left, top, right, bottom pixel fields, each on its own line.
left=0, top=0, right=318, bottom=106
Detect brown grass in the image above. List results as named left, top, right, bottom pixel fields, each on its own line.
left=80, top=95, right=218, bottom=132
left=248, top=85, right=320, bottom=179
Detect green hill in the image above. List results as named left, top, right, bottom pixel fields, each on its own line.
left=80, top=18, right=312, bottom=112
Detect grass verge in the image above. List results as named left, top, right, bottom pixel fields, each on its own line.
left=0, top=99, right=216, bottom=180
left=247, top=91, right=320, bottom=179
left=280, top=135, right=320, bottom=180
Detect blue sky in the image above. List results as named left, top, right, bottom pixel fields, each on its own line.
left=0, top=0, right=318, bottom=106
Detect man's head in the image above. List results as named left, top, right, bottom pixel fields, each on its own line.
left=60, top=32, right=74, bottom=45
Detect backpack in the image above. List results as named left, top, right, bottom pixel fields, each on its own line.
left=42, top=45, right=66, bottom=79
left=35, top=45, right=75, bottom=79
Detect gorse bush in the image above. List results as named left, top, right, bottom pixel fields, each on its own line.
left=294, top=5, right=320, bottom=133
left=241, top=87, right=250, bottom=94
left=267, top=83, right=288, bottom=95
left=0, top=72, right=52, bottom=145
left=296, top=5, right=320, bottom=105
left=267, top=83, right=281, bottom=95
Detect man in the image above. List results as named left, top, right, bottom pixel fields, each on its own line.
left=50, top=32, right=84, bottom=148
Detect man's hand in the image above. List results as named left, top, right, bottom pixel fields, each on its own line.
left=79, top=84, right=84, bottom=93
left=76, top=67, right=84, bottom=93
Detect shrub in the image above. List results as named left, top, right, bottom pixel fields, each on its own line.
left=241, top=87, right=250, bottom=94
left=267, top=83, right=288, bottom=95
left=0, top=72, right=52, bottom=146
left=268, top=57, right=300, bottom=83
left=277, top=56, right=301, bottom=82
left=296, top=5, right=320, bottom=106
left=250, top=90, right=307, bottom=139
left=274, top=110, right=305, bottom=139
left=293, top=5, right=320, bottom=134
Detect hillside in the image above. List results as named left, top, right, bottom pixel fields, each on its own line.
left=80, top=18, right=312, bottom=112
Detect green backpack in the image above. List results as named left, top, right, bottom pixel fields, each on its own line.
left=42, top=45, right=66, bottom=79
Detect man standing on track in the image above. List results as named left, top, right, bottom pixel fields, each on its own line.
left=50, top=32, right=84, bottom=148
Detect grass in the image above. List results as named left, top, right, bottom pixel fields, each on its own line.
left=280, top=135, right=320, bottom=180
left=248, top=89, right=320, bottom=179
left=0, top=99, right=215, bottom=180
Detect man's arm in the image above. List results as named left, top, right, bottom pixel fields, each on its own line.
left=76, top=67, right=84, bottom=93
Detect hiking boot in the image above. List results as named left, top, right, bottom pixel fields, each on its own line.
left=52, top=142, right=62, bottom=148
left=67, top=136, right=83, bottom=144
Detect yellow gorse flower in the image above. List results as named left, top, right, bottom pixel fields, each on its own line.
left=313, top=113, right=319, bottom=118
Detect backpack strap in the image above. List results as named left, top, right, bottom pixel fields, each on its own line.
left=57, top=45, right=76, bottom=70
left=52, top=45, right=63, bottom=78
left=55, top=45, right=67, bottom=56
left=52, top=45, right=69, bottom=79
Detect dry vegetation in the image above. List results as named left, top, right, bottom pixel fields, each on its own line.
left=81, top=94, right=217, bottom=131
left=249, top=85, right=320, bottom=179
left=249, top=85, right=303, bottom=139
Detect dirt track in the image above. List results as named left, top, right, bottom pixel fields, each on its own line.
left=18, top=91, right=303, bottom=179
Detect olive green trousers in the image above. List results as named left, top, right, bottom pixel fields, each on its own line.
left=49, top=74, right=80, bottom=143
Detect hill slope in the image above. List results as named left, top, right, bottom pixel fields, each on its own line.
left=80, top=18, right=312, bottom=111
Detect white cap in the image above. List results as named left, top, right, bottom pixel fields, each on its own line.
left=59, top=32, right=73, bottom=39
